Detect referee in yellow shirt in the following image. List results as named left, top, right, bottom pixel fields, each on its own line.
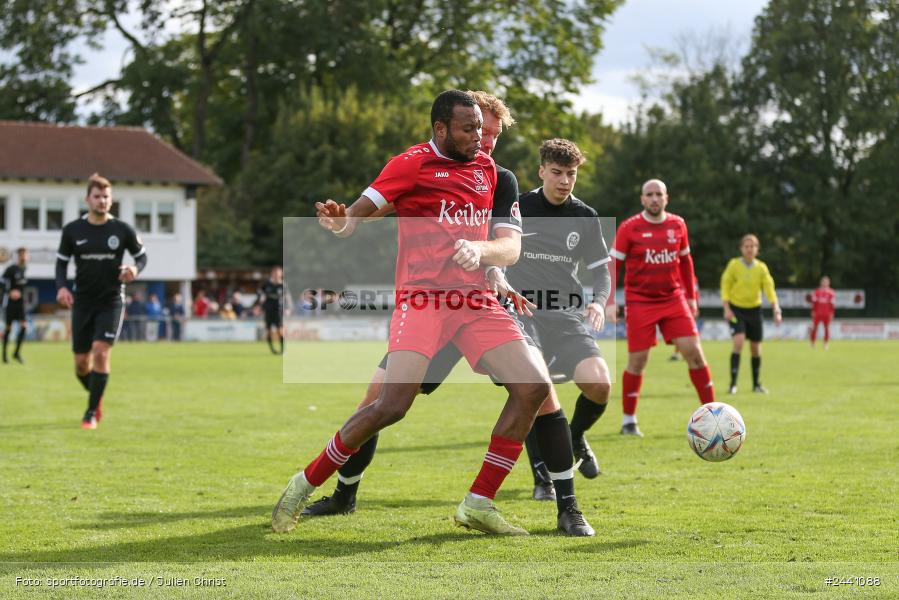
left=720, top=234, right=782, bottom=394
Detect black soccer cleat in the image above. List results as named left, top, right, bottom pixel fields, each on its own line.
left=620, top=422, right=644, bottom=438
left=533, top=482, right=556, bottom=502
left=557, top=502, right=595, bottom=537
left=13, top=354, right=24, bottom=365
left=752, top=384, right=770, bottom=394
left=300, top=494, right=356, bottom=517
left=572, top=437, right=600, bottom=478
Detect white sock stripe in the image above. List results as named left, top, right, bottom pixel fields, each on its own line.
left=327, top=439, right=351, bottom=461
left=325, top=447, right=348, bottom=465
left=337, top=473, right=363, bottom=485
left=485, top=452, right=516, bottom=469
left=484, top=457, right=514, bottom=471
left=548, top=468, right=575, bottom=480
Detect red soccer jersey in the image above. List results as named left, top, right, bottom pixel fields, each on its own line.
left=610, top=212, right=692, bottom=304
left=811, top=287, right=835, bottom=317
left=363, top=140, right=497, bottom=292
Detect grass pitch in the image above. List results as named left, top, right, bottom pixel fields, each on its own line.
left=1, top=340, right=896, bottom=598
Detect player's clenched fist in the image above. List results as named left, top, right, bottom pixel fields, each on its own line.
left=452, top=239, right=482, bottom=271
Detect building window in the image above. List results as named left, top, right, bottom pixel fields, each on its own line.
left=135, top=201, right=152, bottom=233
left=22, top=199, right=40, bottom=230
left=0, top=197, right=6, bottom=230
left=157, top=201, right=175, bottom=233
left=46, top=199, right=65, bottom=230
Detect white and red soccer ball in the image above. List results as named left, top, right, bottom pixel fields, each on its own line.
left=687, top=402, right=746, bottom=462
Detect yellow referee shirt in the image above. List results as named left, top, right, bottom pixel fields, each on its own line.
left=720, top=258, right=778, bottom=309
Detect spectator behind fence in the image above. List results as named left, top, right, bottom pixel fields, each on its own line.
left=231, top=291, right=246, bottom=318
left=168, top=293, right=185, bottom=341
left=194, top=290, right=210, bottom=318
left=146, top=293, right=163, bottom=339
left=127, top=292, right=147, bottom=341
left=220, top=302, right=237, bottom=320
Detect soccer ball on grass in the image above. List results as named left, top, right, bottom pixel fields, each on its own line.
left=687, top=402, right=746, bottom=462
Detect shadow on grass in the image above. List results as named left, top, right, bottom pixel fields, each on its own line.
left=376, top=440, right=486, bottom=455
left=71, top=505, right=271, bottom=530
left=0, top=522, right=479, bottom=571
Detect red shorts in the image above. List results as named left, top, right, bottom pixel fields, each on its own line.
left=625, top=297, right=698, bottom=352
left=388, top=290, right=524, bottom=369
left=812, top=313, right=833, bottom=324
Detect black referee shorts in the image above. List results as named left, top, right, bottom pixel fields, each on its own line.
left=4, top=299, right=26, bottom=324
left=519, top=310, right=603, bottom=382
left=729, top=305, right=764, bottom=342
left=264, top=308, right=283, bottom=329
left=71, top=299, right=125, bottom=354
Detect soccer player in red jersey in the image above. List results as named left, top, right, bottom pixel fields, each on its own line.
left=605, top=179, right=714, bottom=438
left=271, top=90, right=550, bottom=536
left=809, top=276, right=835, bottom=349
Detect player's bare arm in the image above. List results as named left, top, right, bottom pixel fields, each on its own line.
left=453, top=229, right=521, bottom=271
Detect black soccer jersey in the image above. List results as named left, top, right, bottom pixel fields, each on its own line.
left=57, top=216, right=146, bottom=305
left=2, top=264, right=26, bottom=295
left=258, top=280, right=285, bottom=312
left=491, top=165, right=522, bottom=235
left=505, top=188, right=610, bottom=311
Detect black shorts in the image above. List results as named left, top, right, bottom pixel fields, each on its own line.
left=264, top=308, right=283, bottom=329
left=729, top=305, right=763, bottom=342
left=4, top=299, right=25, bottom=324
left=376, top=317, right=537, bottom=395
left=72, top=300, right=125, bottom=354
left=519, top=310, right=603, bottom=382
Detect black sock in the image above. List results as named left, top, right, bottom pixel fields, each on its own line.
left=14, top=327, right=25, bottom=356
left=77, top=371, right=91, bottom=391
left=278, top=336, right=284, bottom=354
left=524, top=426, right=546, bottom=485
left=730, top=353, right=740, bottom=387
left=534, top=409, right=575, bottom=474
left=751, top=356, right=761, bottom=386
left=335, top=433, right=379, bottom=499
left=88, top=371, right=109, bottom=412
left=2, top=331, right=7, bottom=361
left=266, top=334, right=276, bottom=354
left=552, top=476, right=576, bottom=514
left=569, top=394, right=607, bottom=442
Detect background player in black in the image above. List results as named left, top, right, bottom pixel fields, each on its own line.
left=503, top=139, right=613, bottom=500
left=1, top=247, right=29, bottom=364
left=56, top=173, right=147, bottom=429
left=256, top=266, right=288, bottom=354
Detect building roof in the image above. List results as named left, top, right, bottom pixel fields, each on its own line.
left=0, top=121, right=222, bottom=186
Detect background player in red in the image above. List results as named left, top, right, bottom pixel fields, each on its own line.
left=271, top=90, right=550, bottom=536
left=605, top=179, right=714, bottom=438
left=809, top=276, right=835, bottom=349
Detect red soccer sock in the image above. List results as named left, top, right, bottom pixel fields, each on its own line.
left=303, top=431, right=359, bottom=487
left=823, top=321, right=830, bottom=343
left=689, top=365, right=715, bottom=405
left=469, top=434, right=523, bottom=500
left=622, top=370, right=643, bottom=416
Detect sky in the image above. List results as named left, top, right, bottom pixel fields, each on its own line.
left=72, top=0, right=771, bottom=126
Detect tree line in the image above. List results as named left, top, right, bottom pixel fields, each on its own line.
left=2, top=0, right=897, bottom=313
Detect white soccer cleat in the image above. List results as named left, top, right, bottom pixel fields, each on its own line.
left=271, top=471, right=316, bottom=533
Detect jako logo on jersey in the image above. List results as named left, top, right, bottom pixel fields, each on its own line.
left=435, top=171, right=449, bottom=178
left=107, top=235, right=120, bottom=250
left=645, top=248, right=678, bottom=264
left=566, top=232, right=580, bottom=250
left=437, top=199, right=491, bottom=226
